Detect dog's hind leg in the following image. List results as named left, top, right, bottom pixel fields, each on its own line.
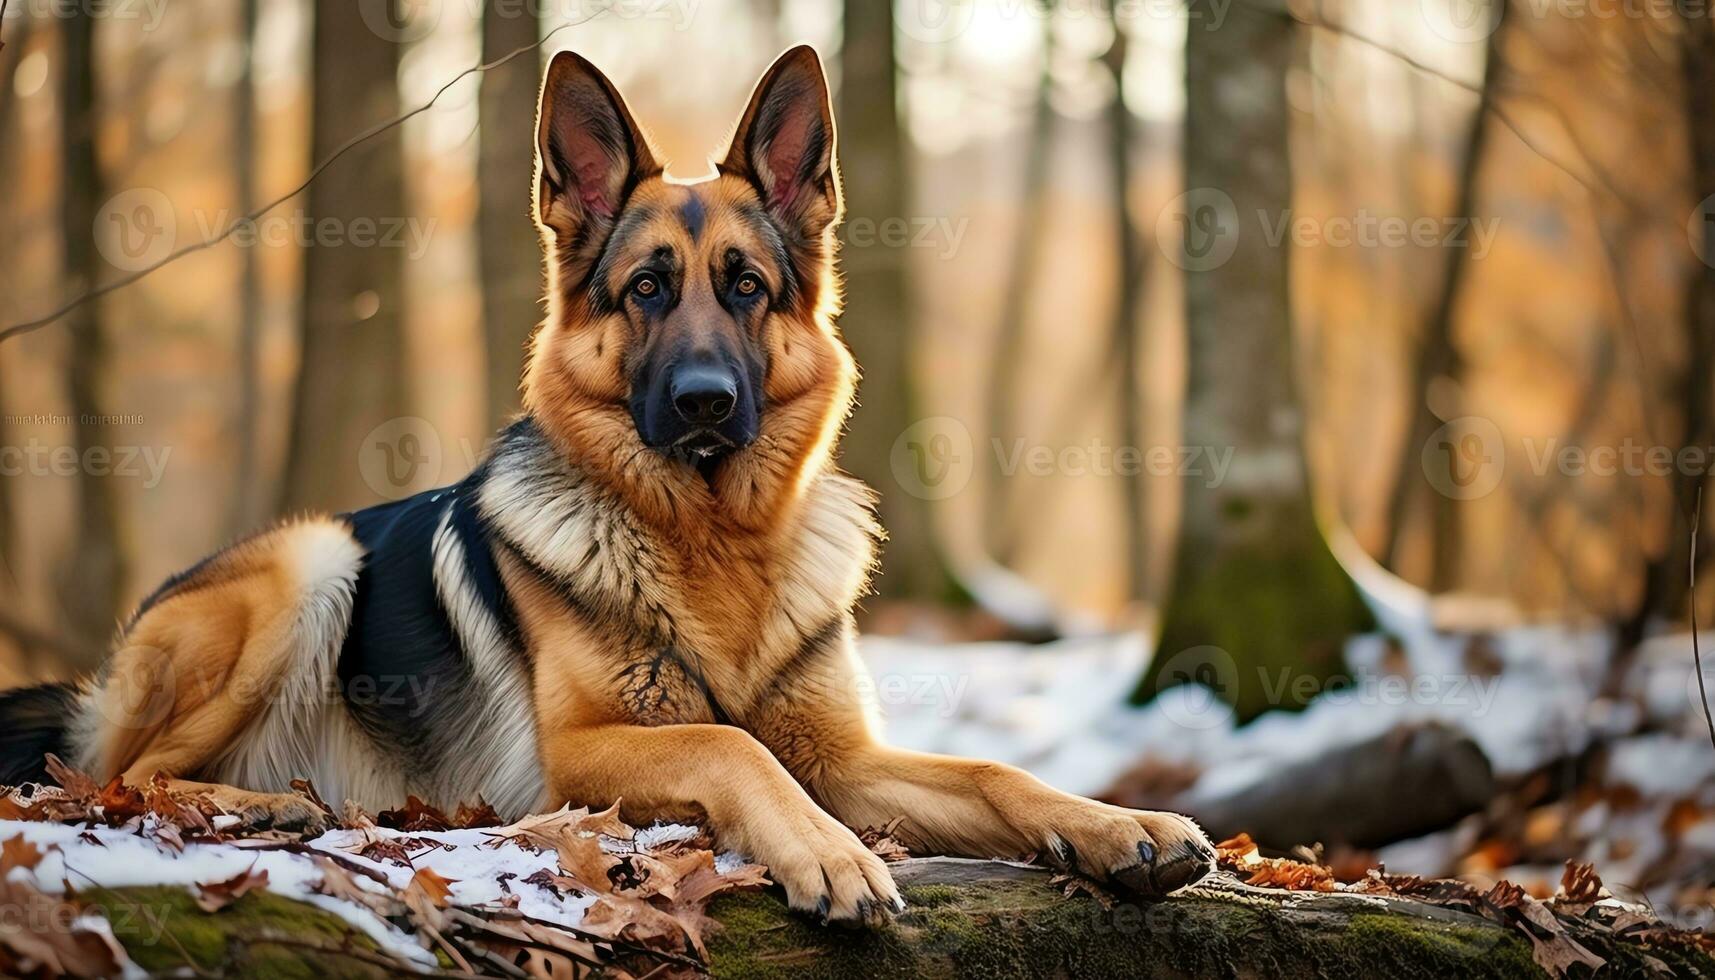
left=75, top=519, right=362, bottom=832
left=153, top=777, right=332, bottom=833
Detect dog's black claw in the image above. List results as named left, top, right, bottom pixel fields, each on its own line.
left=1137, top=840, right=1156, bottom=865
left=1112, top=859, right=1154, bottom=896
left=816, top=895, right=831, bottom=923
left=1155, top=841, right=1214, bottom=893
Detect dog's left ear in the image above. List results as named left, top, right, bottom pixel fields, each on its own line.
left=721, top=45, right=840, bottom=238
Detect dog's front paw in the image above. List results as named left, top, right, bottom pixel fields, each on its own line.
left=1045, top=807, right=1214, bottom=898
left=763, top=814, right=904, bottom=925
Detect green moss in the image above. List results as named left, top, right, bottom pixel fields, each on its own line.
left=901, top=884, right=961, bottom=908
left=705, top=872, right=1565, bottom=980
left=71, top=867, right=1715, bottom=980
left=1144, top=522, right=1374, bottom=721
left=1335, top=913, right=1540, bottom=978
left=80, top=885, right=392, bottom=979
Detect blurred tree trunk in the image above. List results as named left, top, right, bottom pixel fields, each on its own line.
left=58, top=6, right=124, bottom=661
left=838, top=0, right=947, bottom=600
left=0, top=15, right=30, bottom=593
left=280, top=0, right=406, bottom=513
left=1383, top=0, right=1508, bottom=593
left=1104, top=22, right=1148, bottom=605
left=1146, top=0, right=1370, bottom=720
left=228, top=0, right=263, bottom=535
left=986, top=26, right=1054, bottom=564
left=478, top=5, right=541, bottom=432
left=1623, top=3, right=1715, bottom=645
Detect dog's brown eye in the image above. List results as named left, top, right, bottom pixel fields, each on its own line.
left=735, top=273, right=761, bottom=296
left=631, top=274, right=660, bottom=298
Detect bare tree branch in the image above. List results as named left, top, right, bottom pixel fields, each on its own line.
left=1238, top=0, right=1651, bottom=222
left=0, top=15, right=597, bottom=344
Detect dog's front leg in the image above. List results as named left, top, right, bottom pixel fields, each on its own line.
left=808, top=745, right=1215, bottom=895
left=540, top=723, right=902, bottom=921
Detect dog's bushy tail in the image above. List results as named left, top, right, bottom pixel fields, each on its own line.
left=0, top=682, right=80, bottom=786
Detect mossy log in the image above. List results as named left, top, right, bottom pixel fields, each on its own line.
left=88, top=859, right=1714, bottom=978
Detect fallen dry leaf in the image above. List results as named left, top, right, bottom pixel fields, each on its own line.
left=42, top=756, right=98, bottom=800
left=1242, top=857, right=1338, bottom=892
left=195, top=864, right=270, bottom=912
left=857, top=817, right=912, bottom=863
left=406, top=866, right=459, bottom=909
left=1, top=835, right=45, bottom=873
left=492, top=801, right=636, bottom=853
left=1556, top=860, right=1605, bottom=907
left=0, top=877, right=130, bottom=977
left=1215, top=832, right=1262, bottom=869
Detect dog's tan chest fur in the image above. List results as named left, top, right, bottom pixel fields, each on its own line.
left=496, top=463, right=877, bottom=731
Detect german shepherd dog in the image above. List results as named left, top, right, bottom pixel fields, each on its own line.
left=0, top=47, right=1212, bottom=921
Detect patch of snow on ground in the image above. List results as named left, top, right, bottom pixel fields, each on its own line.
left=1, top=817, right=721, bottom=968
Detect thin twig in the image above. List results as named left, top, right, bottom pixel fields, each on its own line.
left=1691, top=486, right=1715, bottom=753
left=1237, top=0, right=1645, bottom=221
left=0, top=14, right=596, bottom=344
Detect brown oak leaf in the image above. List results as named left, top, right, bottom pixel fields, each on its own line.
left=195, top=865, right=270, bottom=912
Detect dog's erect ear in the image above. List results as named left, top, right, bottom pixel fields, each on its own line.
left=535, top=51, right=659, bottom=232
left=721, top=45, right=840, bottom=237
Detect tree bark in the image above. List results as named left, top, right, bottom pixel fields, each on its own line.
left=57, top=7, right=125, bottom=661
left=478, top=5, right=542, bottom=432
left=228, top=0, right=263, bottom=535
left=1382, top=0, right=1508, bottom=594
left=1105, top=23, right=1149, bottom=606
left=1147, top=0, right=1371, bottom=720
left=837, top=0, right=948, bottom=600
left=278, top=0, right=407, bottom=513
left=984, top=27, right=1054, bottom=565
left=0, top=14, right=32, bottom=598
left=1622, top=3, right=1715, bottom=648
left=93, top=860, right=1715, bottom=978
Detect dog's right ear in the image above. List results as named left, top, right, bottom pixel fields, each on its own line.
left=535, top=51, right=660, bottom=237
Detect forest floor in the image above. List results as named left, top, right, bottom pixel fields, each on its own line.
left=2, top=749, right=1713, bottom=978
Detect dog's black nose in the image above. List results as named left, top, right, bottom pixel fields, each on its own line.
left=671, top=365, right=738, bottom=424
